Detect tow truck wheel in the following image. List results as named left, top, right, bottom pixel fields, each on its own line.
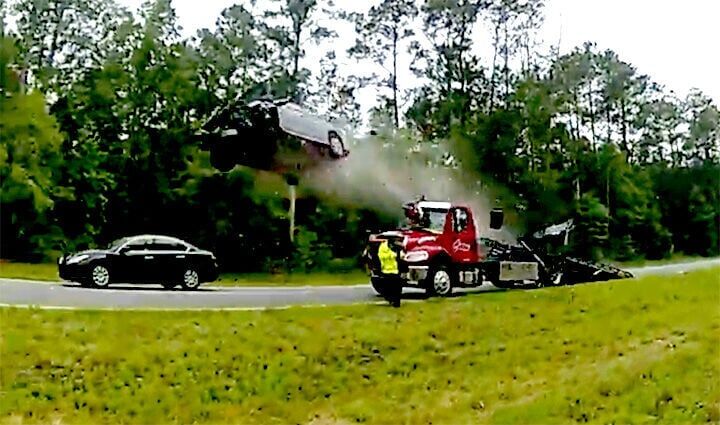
left=426, top=266, right=453, bottom=297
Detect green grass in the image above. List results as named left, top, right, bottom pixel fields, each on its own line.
left=0, top=262, right=58, bottom=282
left=0, top=261, right=368, bottom=286
left=1, top=269, right=719, bottom=424
left=613, top=253, right=711, bottom=268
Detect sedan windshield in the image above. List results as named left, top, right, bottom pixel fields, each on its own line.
left=107, top=237, right=131, bottom=250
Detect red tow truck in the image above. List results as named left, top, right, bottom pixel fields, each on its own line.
left=363, top=197, right=632, bottom=297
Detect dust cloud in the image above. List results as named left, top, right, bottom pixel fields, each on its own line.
left=302, top=136, right=517, bottom=242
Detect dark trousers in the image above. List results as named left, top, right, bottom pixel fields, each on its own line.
left=383, top=279, right=402, bottom=307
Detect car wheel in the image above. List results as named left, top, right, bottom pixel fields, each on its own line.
left=181, top=268, right=201, bottom=290
left=90, top=264, right=111, bottom=288
left=426, top=266, right=453, bottom=297
left=328, top=133, right=345, bottom=158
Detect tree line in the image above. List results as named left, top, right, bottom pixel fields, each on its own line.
left=1, top=0, right=718, bottom=271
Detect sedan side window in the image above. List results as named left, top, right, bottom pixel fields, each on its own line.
left=122, top=241, right=151, bottom=253
left=149, top=239, right=187, bottom=252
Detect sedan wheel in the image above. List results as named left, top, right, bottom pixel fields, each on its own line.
left=91, top=264, right=110, bottom=288
left=181, top=269, right=200, bottom=290
left=328, top=134, right=344, bottom=158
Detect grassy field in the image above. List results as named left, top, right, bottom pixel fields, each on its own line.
left=0, top=262, right=59, bottom=282
left=0, top=261, right=368, bottom=286
left=614, top=253, right=710, bottom=268
left=1, top=269, right=718, bottom=424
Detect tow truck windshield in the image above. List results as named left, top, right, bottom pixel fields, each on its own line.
left=419, top=208, right=448, bottom=232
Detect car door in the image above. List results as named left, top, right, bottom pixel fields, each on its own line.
left=298, top=108, right=327, bottom=143
left=115, top=238, right=156, bottom=283
left=149, top=237, right=189, bottom=282
left=278, top=103, right=315, bottom=142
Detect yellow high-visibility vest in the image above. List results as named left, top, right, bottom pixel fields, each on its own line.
left=378, top=240, right=399, bottom=274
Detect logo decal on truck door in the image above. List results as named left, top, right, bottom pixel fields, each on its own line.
left=452, top=240, right=471, bottom=252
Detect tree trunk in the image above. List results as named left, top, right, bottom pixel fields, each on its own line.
left=392, top=26, right=399, bottom=128
left=289, top=184, right=296, bottom=243
left=488, top=21, right=500, bottom=112
left=503, top=20, right=510, bottom=104
left=572, top=87, right=582, bottom=140
left=620, top=95, right=631, bottom=162
left=293, top=30, right=301, bottom=79
left=575, top=174, right=581, bottom=201
left=606, top=103, right=612, bottom=145
left=605, top=168, right=610, bottom=212
left=524, top=34, right=532, bottom=78
left=445, top=46, right=452, bottom=96
left=586, top=80, right=597, bottom=152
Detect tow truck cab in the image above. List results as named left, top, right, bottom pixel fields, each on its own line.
left=364, top=200, right=532, bottom=296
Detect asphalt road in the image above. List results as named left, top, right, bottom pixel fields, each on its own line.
left=1, top=258, right=718, bottom=310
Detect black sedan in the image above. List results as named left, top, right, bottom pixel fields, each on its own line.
left=58, top=235, right=219, bottom=290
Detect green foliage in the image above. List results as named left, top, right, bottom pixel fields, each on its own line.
left=2, top=268, right=718, bottom=423
left=573, top=194, right=609, bottom=261
left=652, top=164, right=720, bottom=257
left=0, top=36, right=68, bottom=259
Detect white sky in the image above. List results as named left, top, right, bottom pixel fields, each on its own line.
left=120, top=0, right=720, bottom=110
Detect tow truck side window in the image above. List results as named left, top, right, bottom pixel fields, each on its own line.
left=453, top=208, right=469, bottom=233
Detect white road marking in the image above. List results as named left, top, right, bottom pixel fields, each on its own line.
left=0, top=277, right=371, bottom=290
left=0, top=300, right=389, bottom=312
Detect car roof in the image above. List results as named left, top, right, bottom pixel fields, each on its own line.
left=417, top=201, right=452, bottom=211
left=126, top=235, right=190, bottom=245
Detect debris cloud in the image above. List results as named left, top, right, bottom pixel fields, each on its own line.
left=303, top=135, right=516, bottom=241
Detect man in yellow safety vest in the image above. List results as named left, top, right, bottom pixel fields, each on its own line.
left=377, top=240, right=401, bottom=307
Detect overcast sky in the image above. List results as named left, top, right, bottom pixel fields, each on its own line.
left=120, top=0, right=720, bottom=108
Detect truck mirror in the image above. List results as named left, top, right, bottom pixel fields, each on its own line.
left=490, top=208, right=504, bottom=230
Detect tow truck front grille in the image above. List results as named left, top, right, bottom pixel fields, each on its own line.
left=402, top=266, right=428, bottom=284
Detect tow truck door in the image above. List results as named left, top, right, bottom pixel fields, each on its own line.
left=444, top=207, right=479, bottom=264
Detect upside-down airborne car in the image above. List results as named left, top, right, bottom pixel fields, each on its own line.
left=200, top=97, right=350, bottom=173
